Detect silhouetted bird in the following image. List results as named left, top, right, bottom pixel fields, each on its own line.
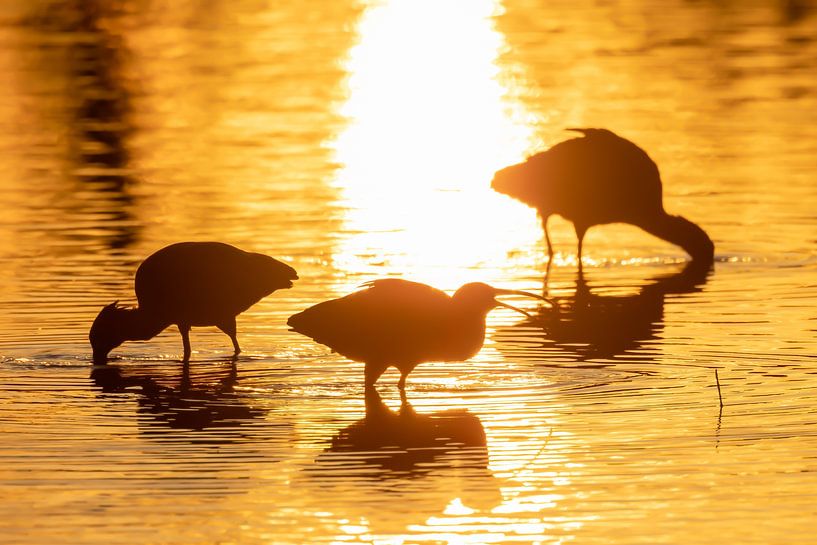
left=492, top=128, right=714, bottom=265
left=90, top=242, right=297, bottom=364
left=288, top=279, right=548, bottom=389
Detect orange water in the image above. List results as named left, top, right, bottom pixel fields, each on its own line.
left=1, top=1, right=816, bottom=543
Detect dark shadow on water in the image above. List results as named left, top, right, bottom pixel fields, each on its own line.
left=495, top=260, right=712, bottom=365
left=89, top=358, right=289, bottom=500
left=31, top=0, right=141, bottom=251
left=314, top=387, right=491, bottom=476
left=304, top=388, right=502, bottom=520
left=302, top=387, right=501, bottom=530
left=90, top=358, right=267, bottom=436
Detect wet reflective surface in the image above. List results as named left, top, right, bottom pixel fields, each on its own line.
left=1, top=0, right=816, bottom=543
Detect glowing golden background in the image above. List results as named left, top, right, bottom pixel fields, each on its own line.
left=0, top=0, right=815, bottom=543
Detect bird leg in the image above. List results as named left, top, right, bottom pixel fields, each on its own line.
left=398, top=388, right=416, bottom=417
left=543, top=256, right=553, bottom=297
left=397, top=372, right=407, bottom=391
left=179, top=324, right=192, bottom=362
left=218, top=318, right=241, bottom=356
left=364, top=362, right=387, bottom=388
left=575, top=225, right=587, bottom=273
left=542, top=215, right=553, bottom=262
left=540, top=216, right=554, bottom=295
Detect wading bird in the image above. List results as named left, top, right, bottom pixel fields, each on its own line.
left=90, top=242, right=297, bottom=364
left=287, top=279, right=549, bottom=389
left=492, top=128, right=714, bottom=266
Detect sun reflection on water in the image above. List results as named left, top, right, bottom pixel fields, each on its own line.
left=330, top=0, right=540, bottom=291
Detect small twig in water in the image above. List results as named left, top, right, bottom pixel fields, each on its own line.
left=715, top=369, right=724, bottom=409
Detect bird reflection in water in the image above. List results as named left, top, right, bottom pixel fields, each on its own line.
left=305, top=388, right=501, bottom=530
left=318, top=387, right=491, bottom=475
left=495, top=260, right=712, bottom=364
left=90, top=358, right=265, bottom=433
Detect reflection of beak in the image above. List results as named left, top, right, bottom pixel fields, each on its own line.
left=495, top=300, right=531, bottom=317
left=494, top=288, right=555, bottom=314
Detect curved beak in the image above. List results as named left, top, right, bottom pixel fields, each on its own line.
left=493, top=288, right=555, bottom=317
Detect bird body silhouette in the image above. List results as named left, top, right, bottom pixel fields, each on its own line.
left=288, top=279, right=546, bottom=389
left=90, top=242, right=297, bottom=364
left=492, top=128, right=714, bottom=264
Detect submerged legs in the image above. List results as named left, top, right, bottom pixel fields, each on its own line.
left=575, top=224, right=587, bottom=273
left=364, top=363, right=411, bottom=391
left=179, top=324, right=191, bottom=362
left=542, top=215, right=554, bottom=295
left=542, top=215, right=553, bottom=262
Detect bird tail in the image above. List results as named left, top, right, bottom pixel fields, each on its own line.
left=287, top=306, right=320, bottom=335
left=251, top=254, right=298, bottom=289
left=286, top=310, right=305, bottom=331
left=491, top=161, right=542, bottom=207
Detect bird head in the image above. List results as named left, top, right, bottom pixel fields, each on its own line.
left=671, top=215, right=715, bottom=264
left=452, top=283, right=552, bottom=317
left=89, top=301, right=129, bottom=364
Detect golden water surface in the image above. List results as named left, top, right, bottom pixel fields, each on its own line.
left=1, top=1, right=816, bottom=543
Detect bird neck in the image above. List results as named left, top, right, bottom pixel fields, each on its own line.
left=121, top=308, right=168, bottom=341
left=451, top=306, right=489, bottom=355
left=641, top=213, right=714, bottom=263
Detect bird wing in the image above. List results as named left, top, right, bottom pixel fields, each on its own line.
left=521, top=128, right=664, bottom=222
left=135, top=242, right=295, bottom=323
left=288, top=279, right=455, bottom=364
left=359, top=278, right=449, bottom=298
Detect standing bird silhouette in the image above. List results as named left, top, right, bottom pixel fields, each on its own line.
left=492, top=128, right=714, bottom=266
left=90, top=242, right=297, bottom=364
left=287, top=279, right=548, bottom=390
